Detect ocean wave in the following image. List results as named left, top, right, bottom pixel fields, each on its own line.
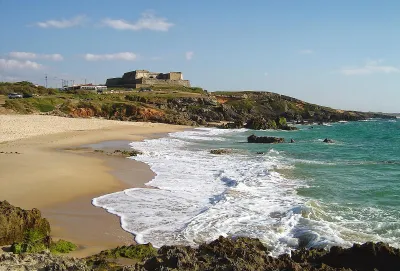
left=93, top=126, right=400, bottom=255
left=93, top=128, right=313, bottom=255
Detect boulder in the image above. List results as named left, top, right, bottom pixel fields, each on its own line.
left=323, top=138, right=334, bottom=143
left=280, top=125, right=298, bottom=130
left=0, top=201, right=50, bottom=246
left=247, top=135, right=285, bottom=144
left=320, top=242, right=400, bottom=271
left=210, top=149, right=232, bottom=155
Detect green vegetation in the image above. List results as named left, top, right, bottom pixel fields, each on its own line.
left=2, top=81, right=392, bottom=128
left=86, top=243, right=158, bottom=269
left=267, top=119, right=278, bottom=129
left=114, top=149, right=143, bottom=156
left=230, top=99, right=255, bottom=113
left=50, top=239, right=77, bottom=254
left=0, top=81, right=57, bottom=95
left=278, top=117, right=287, bottom=127
left=5, top=97, right=64, bottom=113
left=109, top=244, right=157, bottom=260
left=10, top=229, right=77, bottom=254
left=11, top=229, right=48, bottom=254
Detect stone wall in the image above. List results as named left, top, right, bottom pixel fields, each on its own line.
left=106, top=77, right=123, bottom=87
left=139, top=78, right=190, bottom=88
left=168, top=72, right=183, bottom=80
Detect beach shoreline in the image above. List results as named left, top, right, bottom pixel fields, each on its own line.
left=0, top=115, right=189, bottom=257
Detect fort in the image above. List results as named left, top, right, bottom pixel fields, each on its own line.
left=106, top=70, right=191, bottom=89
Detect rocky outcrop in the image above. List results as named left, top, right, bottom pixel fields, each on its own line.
left=210, top=149, right=232, bottom=155
left=323, top=138, right=334, bottom=143
left=0, top=201, right=50, bottom=246
left=247, top=134, right=285, bottom=143
left=1, top=236, right=399, bottom=270
left=291, top=242, right=400, bottom=271
left=0, top=251, right=89, bottom=271
left=133, top=237, right=400, bottom=271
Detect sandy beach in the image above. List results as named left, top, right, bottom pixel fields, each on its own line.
left=0, top=115, right=188, bottom=257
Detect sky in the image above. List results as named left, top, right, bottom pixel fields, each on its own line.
left=0, top=0, right=399, bottom=113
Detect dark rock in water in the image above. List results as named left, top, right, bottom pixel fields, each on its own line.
left=256, top=151, right=264, bottom=154
left=323, top=138, right=334, bottom=143
left=0, top=201, right=50, bottom=246
left=281, top=125, right=298, bottom=130
left=210, top=149, right=232, bottom=155
left=247, top=134, right=285, bottom=144
left=219, top=120, right=244, bottom=129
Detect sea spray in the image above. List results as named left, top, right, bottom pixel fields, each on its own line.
left=93, top=120, right=400, bottom=254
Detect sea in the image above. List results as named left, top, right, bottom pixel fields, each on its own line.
left=93, top=118, right=400, bottom=255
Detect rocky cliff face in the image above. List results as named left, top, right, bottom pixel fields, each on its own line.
left=0, top=201, right=50, bottom=246
left=8, top=90, right=396, bottom=128
left=53, top=92, right=394, bottom=129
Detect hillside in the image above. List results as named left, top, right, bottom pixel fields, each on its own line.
left=1, top=82, right=395, bottom=129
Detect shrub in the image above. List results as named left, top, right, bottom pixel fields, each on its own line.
left=267, top=119, right=277, bottom=129
left=10, top=242, right=23, bottom=254
left=11, top=229, right=48, bottom=254
left=278, top=117, right=287, bottom=127
left=50, top=239, right=77, bottom=254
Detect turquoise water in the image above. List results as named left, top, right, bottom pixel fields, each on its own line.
left=94, top=118, right=400, bottom=254
left=229, top=119, right=400, bottom=246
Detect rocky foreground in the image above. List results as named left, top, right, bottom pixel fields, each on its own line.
left=1, top=236, right=400, bottom=271
left=2, top=201, right=400, bottom=270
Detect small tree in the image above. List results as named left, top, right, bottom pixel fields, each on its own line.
left=278, top=117, right=287, bottom=127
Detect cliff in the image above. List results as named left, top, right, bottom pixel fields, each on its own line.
left=3, top=87, right=395, bottom=129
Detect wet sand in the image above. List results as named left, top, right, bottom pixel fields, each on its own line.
left=0, top=115, right=188, bottom=257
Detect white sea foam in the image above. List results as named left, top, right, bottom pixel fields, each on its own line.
left=93, top=128, right=315, bottom=254
left=92, top=127, right=399, bottom=255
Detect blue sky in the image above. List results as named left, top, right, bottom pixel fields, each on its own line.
left=0, top=0, right=399, bottom=112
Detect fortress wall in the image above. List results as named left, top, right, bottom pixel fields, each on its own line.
left=106, top=77, right=123, bottom=87
left=140, top=78, right=190, bottom=87
left=168, top=72, right=183, bottom=80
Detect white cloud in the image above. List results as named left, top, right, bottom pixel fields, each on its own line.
left=340, top=60, right=400, bottom=75
left=9, top=52, right=63, bottom=61
left=103, top=12, right=174, bottom=31
left=42, top=54, right=63, bottom=61
left=0, top=59, right=43, bottom=70
left=83, top=52, right=137, bottom=61
left=299, top=49, right=314, bottom=54
left=35, top=15, right=85, bottom=28
left=185, top=51, right=194, bottom=61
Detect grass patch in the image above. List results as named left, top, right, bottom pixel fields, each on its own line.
left=87, top=243, right=157, bottom=262
left=4, top=97, right=64, bottom=113
left=50, top=239, right=77, bottom=254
